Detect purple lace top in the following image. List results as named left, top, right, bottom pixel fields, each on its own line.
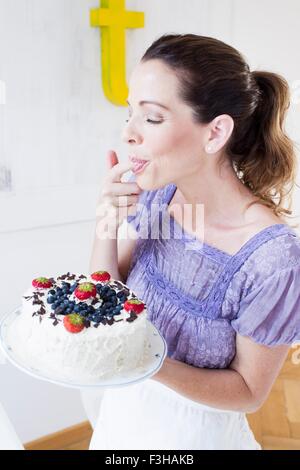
left=125, top=178, right=300, bottom=369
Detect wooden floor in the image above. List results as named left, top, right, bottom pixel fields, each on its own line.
left=247, top=347, right=300, bottom=450
left=25, top=347, right=300, bottom=450
left=25, top=422, right=93, bottom=451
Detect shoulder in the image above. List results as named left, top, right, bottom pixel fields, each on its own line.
left=232, top=225, right=300, bottom=300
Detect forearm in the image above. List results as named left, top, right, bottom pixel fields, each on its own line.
left=89, top=216, right=122, bottom=281
left=152, top=357, right=258, bottom=413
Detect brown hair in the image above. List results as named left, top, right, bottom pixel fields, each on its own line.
left=141, top=34, right=298, bottom=219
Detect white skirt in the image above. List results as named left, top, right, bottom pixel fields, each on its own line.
left=88, top=379, right=261, bottom=450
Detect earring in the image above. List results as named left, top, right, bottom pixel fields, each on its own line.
left=206, top=145, right=214, bottom=153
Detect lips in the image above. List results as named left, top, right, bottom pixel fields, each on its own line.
left=129, top=156, right=150, bottom=174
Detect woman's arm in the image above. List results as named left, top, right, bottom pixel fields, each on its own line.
left=152, top=333, right=289, bottom=413
left=89, top=151, right=140, bottom=280
left=89, top=218, right=121, bottom=280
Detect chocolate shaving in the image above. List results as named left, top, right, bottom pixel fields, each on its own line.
left=126, top=312, right=138, bottom=323
left=83, top=320, right=91, bottom=328
left=78, top=275, right=87, bottom=280
left=53, top=319, right=59, bottom=326
left=107, top=318, right=114, bottom=326
left=32, top=299, right=44, bottom=305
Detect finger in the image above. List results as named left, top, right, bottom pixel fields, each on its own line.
left=106, top=150, right=119, bottom=170
left=109, top=160, right=135, bottom=183
left=105, top=182, right=142, bottom=197
left=111, top=195, right=140, bottom=207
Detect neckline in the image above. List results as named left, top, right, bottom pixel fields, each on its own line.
left=163, top=183, right=290, bottom=260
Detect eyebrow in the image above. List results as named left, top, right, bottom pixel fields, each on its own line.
left=126, top=99, right=170, bottom=111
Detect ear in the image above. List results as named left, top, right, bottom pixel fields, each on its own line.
left=205, top=115, right=234, bottom=154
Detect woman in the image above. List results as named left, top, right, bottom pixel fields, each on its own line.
left=88, top=34, right=300, bottom=450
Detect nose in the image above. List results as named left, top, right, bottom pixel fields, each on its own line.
left=121, top=120, right=143, bottom=145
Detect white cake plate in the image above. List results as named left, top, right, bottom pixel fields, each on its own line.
left=0, top=307, right=168, bottom=390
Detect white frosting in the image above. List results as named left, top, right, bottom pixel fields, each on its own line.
left=10, top=274, right=148, bottom=382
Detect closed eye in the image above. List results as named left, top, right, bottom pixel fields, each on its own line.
left=125, top=118, right=162, bottom=125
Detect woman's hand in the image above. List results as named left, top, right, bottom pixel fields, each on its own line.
left=96, top=150, right=142, bottom=231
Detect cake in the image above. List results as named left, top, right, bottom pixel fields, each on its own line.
left=11, top=271, right=148, bottom=382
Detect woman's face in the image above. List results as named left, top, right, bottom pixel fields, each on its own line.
left=122, top=59, right=209, bottom=190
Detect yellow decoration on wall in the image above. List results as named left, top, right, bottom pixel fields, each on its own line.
left=90, top=0, right=145, bottom=106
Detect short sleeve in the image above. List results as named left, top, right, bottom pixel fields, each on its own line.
left=231, top=265, right=300, bottom=346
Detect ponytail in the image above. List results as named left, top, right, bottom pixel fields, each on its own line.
left=229, top=71, right=297, bottom=218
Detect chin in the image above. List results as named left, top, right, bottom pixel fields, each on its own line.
left=136, top=176, right=164, bottom=192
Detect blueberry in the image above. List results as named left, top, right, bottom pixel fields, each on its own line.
left=54, top=307, right=65, bottom=315
left=73, top=305, right=81, bottom=312
left=47, top=296, right=55, bottom=304
left=66, top=308, right=73, bottom=314
left=49, top=289, right=56, bottom=296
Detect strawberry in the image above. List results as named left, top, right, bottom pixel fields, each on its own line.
left=32, top=277, right=53, bottom=289
left=63, top=314, right=85, bottom=333
left=74, top=282, right=97, bottom=300
left=124, top=299, right=145, bottom=314
left=91, top=271, right=111, bottom=282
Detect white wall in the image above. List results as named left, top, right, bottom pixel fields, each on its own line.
left=0, top=0, right=299, bottom=443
